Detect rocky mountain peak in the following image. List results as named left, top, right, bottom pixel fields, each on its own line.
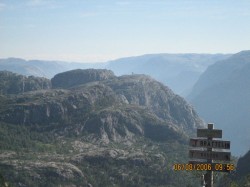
left=51, top=69, right=115, bottom=89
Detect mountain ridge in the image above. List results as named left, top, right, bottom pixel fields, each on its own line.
left=0, top=53, right=231, bottom=96
left=0, top=69, right=204, bottom=186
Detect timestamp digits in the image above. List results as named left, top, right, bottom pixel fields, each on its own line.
left=173, top=163, right=235, bottom=171
left=173, top=163, right=193, bottom=171
left=173, top=163, right=212, bottom=171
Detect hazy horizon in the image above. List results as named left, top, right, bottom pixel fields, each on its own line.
left=1, top=0, right=250, bottom=62
left=0, top=52, right=234, bottom=64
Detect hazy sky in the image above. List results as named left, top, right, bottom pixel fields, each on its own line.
left=1, top=0, right=250, bottom=62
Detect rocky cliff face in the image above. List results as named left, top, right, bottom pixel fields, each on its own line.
left=104, top=75, right=202, bottom=135
left=0, top=69, right=204, bottom=187
left=0, top=71, right=51, bottom=95
left=51, top=69, right=115, bottom=89
left=0, top=70, right=203, bottom=143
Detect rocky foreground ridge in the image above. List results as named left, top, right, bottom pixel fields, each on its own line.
left=0, top=69, right=204, bottom=187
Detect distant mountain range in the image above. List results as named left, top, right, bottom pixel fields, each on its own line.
left=106, top=54, right=231, bottom=96
left=0, top=53, right=230, bottom=96
left=0, top=58, right=105, bottom=79
left=188, top=50, right=250, bottom=156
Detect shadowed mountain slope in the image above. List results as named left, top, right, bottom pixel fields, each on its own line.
left=188, top=50, right=250, bottom=156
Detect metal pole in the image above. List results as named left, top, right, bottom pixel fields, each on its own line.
left=201, top=174, right=206, bottom=187
left=206, top=123, right=213, bottom=187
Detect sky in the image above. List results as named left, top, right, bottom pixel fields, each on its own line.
left=0, top=0, right=250, bottom=63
